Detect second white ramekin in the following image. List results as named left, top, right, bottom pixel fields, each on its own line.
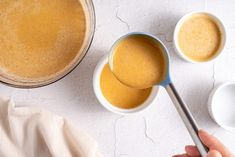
left=93, top=55, right=159, bottom=115
left=173, top=12, right=226, bottom=63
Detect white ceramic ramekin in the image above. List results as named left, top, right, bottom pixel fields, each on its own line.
left=173, top=12, right=226, bottom=63
left=208, top=82, right=235, bottom=132
left=93, top=55, right=159, bottom=115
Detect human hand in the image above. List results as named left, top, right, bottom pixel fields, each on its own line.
left=173, top=130, right=234, bottom=157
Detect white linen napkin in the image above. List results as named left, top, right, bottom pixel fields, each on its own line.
left=0, top=96, right=102, bottom=157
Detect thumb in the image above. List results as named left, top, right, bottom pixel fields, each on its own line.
left=207, top=150, right=222, bottom=157
left=199, top=130, right=233, bottom=157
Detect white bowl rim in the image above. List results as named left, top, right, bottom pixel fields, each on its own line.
left=208, top=82, right=235, bottom=132
left=173, top=11, right=227, bottom=64
left=93, top=54, right=159, bottom=115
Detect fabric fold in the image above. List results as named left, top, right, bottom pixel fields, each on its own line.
left=0, top=96, right=102, bottom=157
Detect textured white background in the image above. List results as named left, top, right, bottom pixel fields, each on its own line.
left=1, top=0, right=235, bottom=156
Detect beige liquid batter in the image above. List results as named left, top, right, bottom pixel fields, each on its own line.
left=178, top=14, right=221, bottom=61
left=0, top=0, right=87, bottom=80
left=100, top=64, right=152, bottom=109
left=112, top=35, right=166, bottom=89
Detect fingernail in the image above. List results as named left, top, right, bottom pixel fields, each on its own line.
left=198, top=129, right=207, bottom=134
left=207, top=150, right=222, bottom=157
left=198, top=129, right=209, bottom=138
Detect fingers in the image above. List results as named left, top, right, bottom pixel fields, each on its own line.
left=185, top=145, right=200, bottom=156
left=173, top=130, right=234, bottom=157
left=172, top=154, right=191, bottom=157
left=199, top=130, right=232, bottom=156
left=173, top=149, right=223, bottom=157
left=207, top=150, right=222, bottom=157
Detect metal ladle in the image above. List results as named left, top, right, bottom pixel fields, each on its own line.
left=109, top=33, right=209, bottom=156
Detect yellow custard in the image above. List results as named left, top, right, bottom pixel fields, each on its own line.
left=112, top=35, right=166, bottom=89
left=178, top=14, right=221, bottom=62
left=0, top=0, right=87, bottom=80
left=100, top=64, right=152, bottom=109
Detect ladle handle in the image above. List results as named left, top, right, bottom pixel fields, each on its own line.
left=165, top=83, right=209, bottom=157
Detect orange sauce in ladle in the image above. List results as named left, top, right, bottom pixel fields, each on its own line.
left=110, top=34, right=166, bottom=89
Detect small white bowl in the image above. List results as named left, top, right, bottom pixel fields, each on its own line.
left=208, top=82, right=235, bottom=132
left=173, top=12, right=226, bottom=63
left=93, top=55, right=159, bottom=115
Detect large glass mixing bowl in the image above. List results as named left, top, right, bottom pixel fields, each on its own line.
left=0, top=0, right=95, bottom=88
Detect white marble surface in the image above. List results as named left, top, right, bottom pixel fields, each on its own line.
left=1, top=0, right=235, bottom=156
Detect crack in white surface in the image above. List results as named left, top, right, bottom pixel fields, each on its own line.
left=114, top=116, right=124, bottom=157
left=156, top=33, right=172, bottom=43
left=143, top=117, right=155, bottom=144
left=115, top=0, right=130, bottom=31
left=164, top=36, right=173, bottom=42
left=212, top=62, right=215, bottom=89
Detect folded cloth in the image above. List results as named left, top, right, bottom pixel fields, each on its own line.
left=0, top=96, right=102, bottom=157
